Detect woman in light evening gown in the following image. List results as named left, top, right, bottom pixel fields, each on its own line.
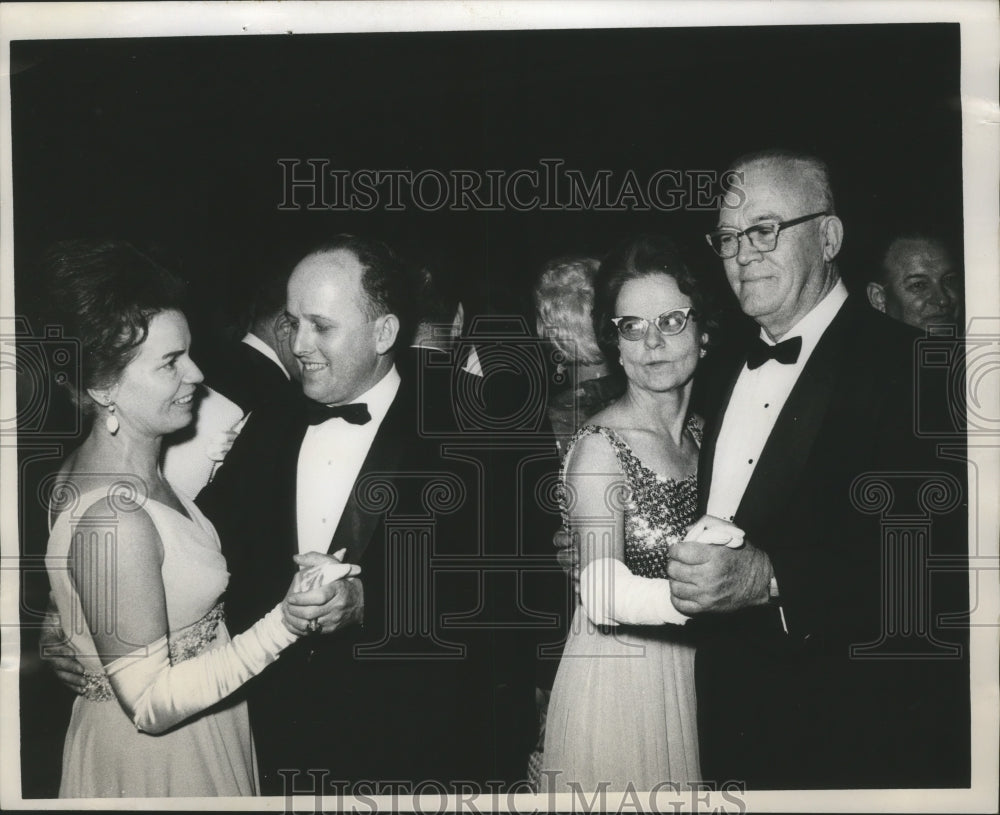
left=541, top=235, right=718, bottom=792
left=41, top=241, right=350, bottom=797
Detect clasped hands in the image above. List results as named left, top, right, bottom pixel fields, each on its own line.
left=281, top=549, right=364, bottom=637
left=554, top=515, right=773, bottom=616
left=666, top=516, right=772, bottom=614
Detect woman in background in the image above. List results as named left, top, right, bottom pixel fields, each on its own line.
left=533, top=255, right=623, bottom=454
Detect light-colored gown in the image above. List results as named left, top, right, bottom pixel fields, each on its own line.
left=45, top=485, right=258, bottom=797
left=542, top=422, right=701, bottom=792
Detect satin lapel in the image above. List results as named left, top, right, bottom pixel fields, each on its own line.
left=284, top=409, right=311, bottom=558
left=734, top=302, right=857, bottom=532
left=327, top=391, right=408, bottom=563
left=698, top=353, right=745, bottom=515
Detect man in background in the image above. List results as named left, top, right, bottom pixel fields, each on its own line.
left=866, top=233, right=962, bottom=331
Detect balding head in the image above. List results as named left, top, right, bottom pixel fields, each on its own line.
left=714, top=150, right=843, bottom=340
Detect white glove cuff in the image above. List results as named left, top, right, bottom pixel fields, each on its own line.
left=578, top=557, right=689, bottom=627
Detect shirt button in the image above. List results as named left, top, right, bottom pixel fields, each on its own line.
left=764, top=403, right=770, bottom=408
left=748, top=458, right=754, bottom=464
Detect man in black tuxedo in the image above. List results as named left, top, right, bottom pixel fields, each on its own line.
left=196, top=266, right=300, bottom=415
left=196, top=236, right=534, bottom=794
left=162, top=268, right=300, bottom=497
left=668, top=150, right=969, bottom=789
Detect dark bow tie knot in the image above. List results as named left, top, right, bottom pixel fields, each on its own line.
left=746, top=336, right=803, bottom=370
left=305, top=401, right=372, bottom=426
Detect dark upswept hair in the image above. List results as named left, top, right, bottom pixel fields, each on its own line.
left=593, top=234, right=718, bottom=367
left=301, top=234, right=416, bottom=349
left=43, top=240, right=187, bottom=414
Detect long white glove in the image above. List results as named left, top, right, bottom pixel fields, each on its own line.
left=578, top=557, right=689, bottom=627
left=104, top=550, right=362, bottom=735
left=105, top=603, right=299, bottom=734
left=577, top=520, right=747, bottom=628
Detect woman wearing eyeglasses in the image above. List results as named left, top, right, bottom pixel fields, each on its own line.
left=541, top=234, right=718, bottom=793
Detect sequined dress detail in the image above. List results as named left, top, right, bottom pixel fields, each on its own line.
left=45, top=486, right=258, bottom=797
left=542, top=419, right=702, bottom=791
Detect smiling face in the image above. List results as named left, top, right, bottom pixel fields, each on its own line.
left=874, top=238, right=961, bottom=330
left=286, top=248, right=398, bottom=406
left=719, top=158, right=842, bottom=339
left=614, top=272, right=705, bottom=395
left=102, top=309, right=203, bottom=438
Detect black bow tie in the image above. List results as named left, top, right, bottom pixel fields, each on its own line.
left=305, top=401, right=371, bottom=426
left=746, top=336, right=803, bottom=370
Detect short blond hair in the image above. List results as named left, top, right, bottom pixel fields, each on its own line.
left=533, top=256, right=604, bottom=366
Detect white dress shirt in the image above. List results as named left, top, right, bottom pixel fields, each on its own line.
left=707, top=280, right=849, bottom=522
left=296, top=366, right=401, bottom=554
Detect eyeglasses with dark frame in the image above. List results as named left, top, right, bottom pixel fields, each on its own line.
left=611, top=308, right=697, bottom=341
left=705, top=211, right=829, bottom=259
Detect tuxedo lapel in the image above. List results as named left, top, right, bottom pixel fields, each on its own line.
left=326, top=388, right=409, bottom=563
left=283, top=408, right=310, bottom=558
left=698, top=353, right=745, bottom=515
left=734, top=302, right=857, bottom=531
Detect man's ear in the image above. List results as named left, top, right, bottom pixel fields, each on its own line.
left=374, top=314, right=400, bottom=354
left=867, top=282, right=887, bottom=313
left=821, top=215, right=844, bottom=262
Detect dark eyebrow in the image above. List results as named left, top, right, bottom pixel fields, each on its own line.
left=161, top=350, right=184, bottom=362
left=750, top=213, right=782, bottom=224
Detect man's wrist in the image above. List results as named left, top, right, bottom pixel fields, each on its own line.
left=751, top=546, right=774, bottom=607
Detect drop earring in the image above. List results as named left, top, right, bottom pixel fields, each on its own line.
left=699, top=348, right=707, bottom=358
left=105, top=403, right=120, bottom=435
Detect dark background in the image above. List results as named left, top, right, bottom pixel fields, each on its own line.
left=12, top=23, right=963, bottom=796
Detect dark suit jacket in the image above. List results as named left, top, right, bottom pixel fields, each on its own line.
left=694, top=298, right=969, bottom=789
left=197, top=370, right=536, bottom=792
left=195, top=338, right=295, bottom=415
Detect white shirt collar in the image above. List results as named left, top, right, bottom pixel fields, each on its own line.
left=241, top=332, right=291, bottom=380
left=759, top=279, right=849, bottom=361
left=462, top=345, right=483, bottom=377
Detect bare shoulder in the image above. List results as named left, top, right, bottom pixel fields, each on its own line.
left=564, top=430, right=625, bottom=489
left=70, top=492, right=164, bottom=569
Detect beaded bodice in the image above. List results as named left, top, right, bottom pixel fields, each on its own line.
left=560, top=417, right=701, bottom=579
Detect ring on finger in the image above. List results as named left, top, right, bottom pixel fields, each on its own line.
left=307, top=618, right=321, bottom=634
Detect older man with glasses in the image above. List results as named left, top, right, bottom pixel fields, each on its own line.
left=666, top=149, right=969, bottom=789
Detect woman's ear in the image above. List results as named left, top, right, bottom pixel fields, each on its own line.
left=86, top=385, right=116, bottom=407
